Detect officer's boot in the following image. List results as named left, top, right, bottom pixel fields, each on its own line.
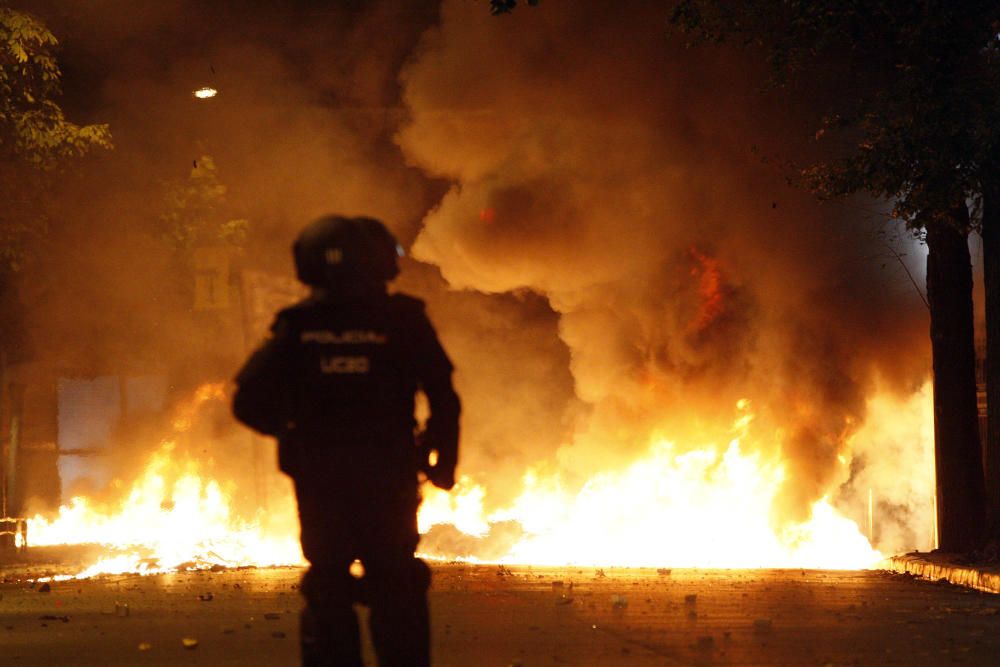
left=367, top=558, right=431, bottom=667
left=300, top=566, right=364, bottom=667
left=300, top=602, right=363, bottom=667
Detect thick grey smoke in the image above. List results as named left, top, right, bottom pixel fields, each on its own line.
left=397, top=0, right=931, bottom=524
left=15, top=0, right=577, bottom=516
left=21, top=0, right=441, bottom=377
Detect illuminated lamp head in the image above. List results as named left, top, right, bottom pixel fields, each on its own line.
left=293, top=215, right=402, bottom=295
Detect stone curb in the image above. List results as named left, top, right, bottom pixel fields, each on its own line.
left=885, top=553, right=1000, bottom=595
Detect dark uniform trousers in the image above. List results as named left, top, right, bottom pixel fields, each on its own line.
left=293, top=443, right=431, bottom=667
left=233, top=292, right=458, bottom=667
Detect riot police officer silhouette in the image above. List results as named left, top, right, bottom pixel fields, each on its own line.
left=232, top=215, right=460, bottom=666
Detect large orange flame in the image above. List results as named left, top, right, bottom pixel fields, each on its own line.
left=23, top=382, right=933, bottom=578
left=24, top=384, right=302, bottom=578
left=418, top=397, right=889, bottom=569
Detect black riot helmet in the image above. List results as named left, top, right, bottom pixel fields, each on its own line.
left=293, top=215, right=401, bottom=293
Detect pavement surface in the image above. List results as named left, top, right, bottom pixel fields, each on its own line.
left=3, top=564, right=1000, bottom=666
left=887, top=551, right=1000, bottom=595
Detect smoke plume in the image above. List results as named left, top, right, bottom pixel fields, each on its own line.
left=396, top=0, right=931, bottom=525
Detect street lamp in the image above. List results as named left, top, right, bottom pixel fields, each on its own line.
left=193, top=86, right=218, bottom=99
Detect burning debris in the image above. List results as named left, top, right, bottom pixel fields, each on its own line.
left=11, top=374, right=901, bottom=578
left=415, top=402, right=886, bottom=568
left=20, top=384, right=302, bottom=578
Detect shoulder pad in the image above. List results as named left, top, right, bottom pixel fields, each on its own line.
left=271, top=297, right=317, bottom=331
left=276, top=295, right=323, bottom=317
left=388, top=292, right=427, bottom=314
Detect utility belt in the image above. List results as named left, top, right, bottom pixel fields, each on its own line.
left=277, top=421, right=417, bottom=480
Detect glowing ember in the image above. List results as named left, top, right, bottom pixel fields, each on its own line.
left=688, top=246, right=726, bottom=333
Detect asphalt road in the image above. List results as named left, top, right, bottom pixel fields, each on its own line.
left=3, top=564, right=1000, bottom=666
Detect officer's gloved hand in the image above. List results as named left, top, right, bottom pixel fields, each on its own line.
left=425, top=461, right=456, bottom=491
left=416, top=433, right=456, bottom=491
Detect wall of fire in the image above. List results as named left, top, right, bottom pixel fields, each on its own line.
left=0, top=251, right=300, bottom=525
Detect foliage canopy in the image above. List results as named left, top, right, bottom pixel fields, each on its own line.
left=0, top=6, right=112, bottom=270
left=159, top=155, right=248, bottom=251
left=671, top=0, right=1000, bottom=229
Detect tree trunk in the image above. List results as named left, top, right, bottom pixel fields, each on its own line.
left=983, top=188, right=1000, bottom=541
left=926, top=210, right=987, bottom=552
